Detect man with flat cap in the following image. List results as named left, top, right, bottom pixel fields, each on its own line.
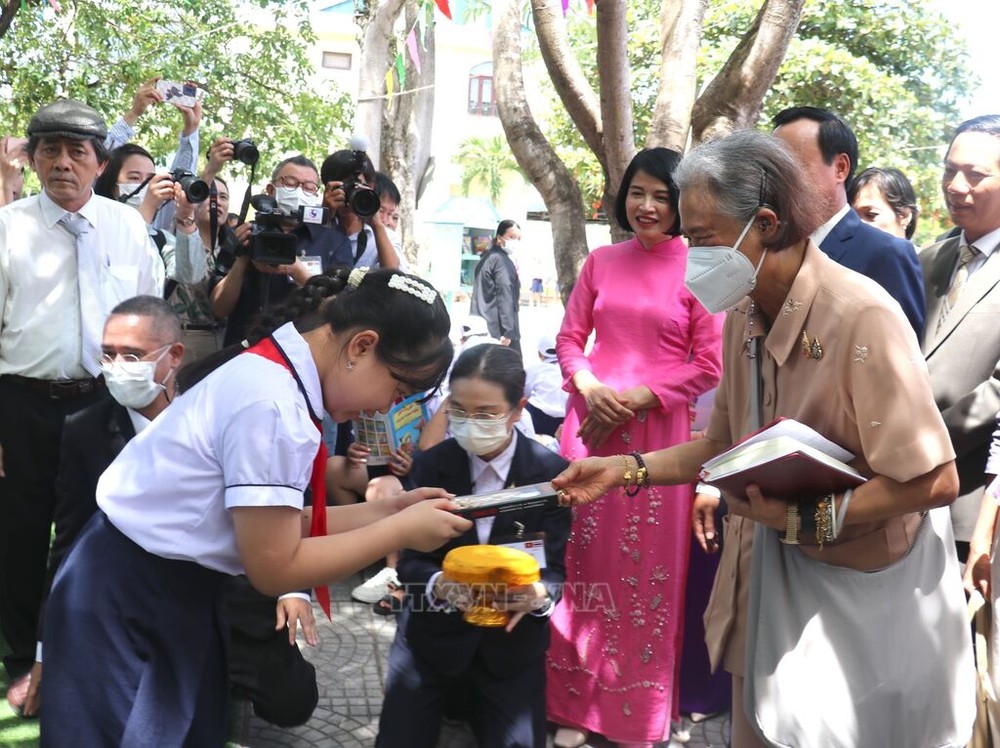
left=0, top=98, right=163, bottom=712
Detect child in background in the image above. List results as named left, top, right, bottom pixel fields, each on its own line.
left=524, top=334, right=567, bottom=438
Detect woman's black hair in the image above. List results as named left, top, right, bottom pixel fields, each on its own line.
left=613, top=147, right=682, bottom=235
left=93, top=144, right=155, bottom=200
left=177, top=268, right=454, bottom=395
left=449, top=344, right=526, bottom=408
left=489, top=219, right=519, bottom=251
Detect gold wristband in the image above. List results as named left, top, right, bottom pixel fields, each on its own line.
left=780, top=503, right=800, bottom=545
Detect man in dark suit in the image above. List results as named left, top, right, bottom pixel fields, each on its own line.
left=24, top=296, right=319, bottom=727
left=919, top=115, right=1000, bottom=557
left=773, top=106, right=925, bottom=337
left=377, top=432, right=570, bottom=748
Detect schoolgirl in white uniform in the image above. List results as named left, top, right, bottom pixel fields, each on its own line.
left=40, top=267, right=472, bottom=746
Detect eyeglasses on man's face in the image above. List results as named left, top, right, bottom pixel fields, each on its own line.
left=275, top=175, right=320, bottom=195
left=99, top=343, right=171, bottom=366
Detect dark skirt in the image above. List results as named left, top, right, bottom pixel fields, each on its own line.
left=40, top=512, right=229, bottom=747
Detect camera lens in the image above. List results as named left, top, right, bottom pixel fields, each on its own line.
left=350, top=187, right=381, bottom=218
left=232, top=139, right=259, bottom=166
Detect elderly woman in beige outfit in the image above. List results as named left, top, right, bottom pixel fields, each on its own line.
left=552, top=131, right=974, bottom=748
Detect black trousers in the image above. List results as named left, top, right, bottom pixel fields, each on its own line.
left=223, top=575, right=319, bottom=728
left=0, top=378, right=105, bottom=679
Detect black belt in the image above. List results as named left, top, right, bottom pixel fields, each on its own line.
left=181, top=322, right=221, bottom=332
left=3, top=374, right=106, bottom=400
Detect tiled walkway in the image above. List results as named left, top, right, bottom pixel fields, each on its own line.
left=230, top=571, right=730, bottom=748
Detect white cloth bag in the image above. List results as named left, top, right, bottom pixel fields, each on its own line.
left=744, top=507, right=975, bottom=748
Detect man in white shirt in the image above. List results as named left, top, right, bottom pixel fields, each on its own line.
left=0, top=98, right=162, bottom=710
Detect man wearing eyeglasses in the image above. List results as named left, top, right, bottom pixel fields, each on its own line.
left=23, top=295, right=320, bottom=725
left=210, top=155, right=353, bottom=346
left=919, top=115, right=1000, bottom=560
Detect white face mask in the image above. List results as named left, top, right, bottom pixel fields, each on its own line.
left=684, top=216, right=766, bottom=313
left=101, top=347, right=172, bottom=410
left=501, top=238, right=520, bottom=254
left=450, top=415, right=512, bottom=457
left=274, top=185, right=320, bottom=215
left=118, top=182, right=147, bottom=209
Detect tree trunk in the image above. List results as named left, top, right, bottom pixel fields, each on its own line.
left=380, top=0, right=435, bottom=266
left=595, top=0, right=634, bottom=244
left=355, top=0, right=407, bottom=169
left=690, top=0, right=806, bottom=144
left=0, top=0, right=19, bottom=40
left=647, top=0, right=709, bottom=151
left=494, top=0, right=588, bottom=304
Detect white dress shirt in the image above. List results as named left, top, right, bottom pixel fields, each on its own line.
left=958, top=225, right=1000, bottom=281
left=0, top=190, right=164, bottom=379
left=809, top=203, right=851, bottom=248
left=98, top=322, right=321, bottom=574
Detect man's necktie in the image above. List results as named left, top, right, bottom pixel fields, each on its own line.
left=937, top=243, right=980, bottom=333
left=60, top=213, right=103, bottom=377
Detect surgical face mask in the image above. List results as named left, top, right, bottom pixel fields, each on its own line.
left=100, top=347, right=172, bottom=410
left=450, top=415, right=512, bottom=457
left=118, top=182, right=147, bottom=209
left=501, top=238, right=520, bottom=254
left=684, top=216, right=766, bottom=313
left=274, top=185, right=320, bottom=215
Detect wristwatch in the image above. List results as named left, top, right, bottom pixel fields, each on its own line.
left=175, top=216, right=196, bottom=229
left=780, top=503, right=800, bottom=545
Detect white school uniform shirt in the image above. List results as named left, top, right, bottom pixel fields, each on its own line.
left=98, top=322, right=321, bottom=574
left=0, top=190, right=164, bottom=379
left=524, top=358, right=568, bottom=419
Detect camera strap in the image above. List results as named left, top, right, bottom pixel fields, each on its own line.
left=117, top=173, right=155, bottom=204
left=237, top=162, right=257, bottom=225
left=208, top=180, right=219, bottom=256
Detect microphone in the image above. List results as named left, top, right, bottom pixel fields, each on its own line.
left=349, top=134, right=370, bottom=153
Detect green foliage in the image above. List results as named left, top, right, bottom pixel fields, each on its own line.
left=541, top=0, right=974, bottom=242
left=454, top=134, right=525, bottom=203
left=0, top=0, right=353, bottom=177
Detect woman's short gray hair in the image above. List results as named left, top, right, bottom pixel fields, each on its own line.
left=674, top=130, right=815, bottom=250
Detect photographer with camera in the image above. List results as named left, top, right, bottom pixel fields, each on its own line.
left=321, top=143, right=403, bottom=271
left=209, top=154, right=354, bottom=346
left=104, top=76, right=202, bottom=233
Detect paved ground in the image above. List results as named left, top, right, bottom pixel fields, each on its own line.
left=229, top=567, right=731, bottom=748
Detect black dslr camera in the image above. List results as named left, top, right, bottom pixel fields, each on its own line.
left=169, top=169, right=209, bottom=203
left=342, top=148, right=380, bottom=218
left=240, top=194, right=328, bottom=266
left=231, top=138, right=260, bottom=166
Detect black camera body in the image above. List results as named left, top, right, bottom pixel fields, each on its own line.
left=231, top=138, right=260, bottom=166
left=241, top=195, right=329, bottom=266
left=343, top=172, right=380, bottom=218
left=170, top=169, right=209, bottom=203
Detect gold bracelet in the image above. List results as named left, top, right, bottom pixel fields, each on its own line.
left=815, top=495, right=834, bottom=551
left=620, top=455, right=633, bottom=495
left=781, top=503, right=800, bottom=545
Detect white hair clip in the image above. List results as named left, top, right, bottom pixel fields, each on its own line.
left=348, top=266, right=369, bottom=290
left=387, top=274, right=438, bottom=305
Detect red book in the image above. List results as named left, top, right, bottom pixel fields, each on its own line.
left=699, top=420, right=866, bottom=500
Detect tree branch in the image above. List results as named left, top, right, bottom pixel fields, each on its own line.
left=531, top=0, right=604, bottom=163
left=0, top=0, right=19, bottom=41
left=690, top=0, right=806, bottom=144
left=647, top=0, right=708, bottom=151
left=495, top=0, right=589, bottom=302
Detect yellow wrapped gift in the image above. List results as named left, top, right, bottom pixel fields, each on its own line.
left=442, top=545, right=541, bottom=627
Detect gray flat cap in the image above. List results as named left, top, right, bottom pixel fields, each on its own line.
left=27, top=99, right=107, bottom=140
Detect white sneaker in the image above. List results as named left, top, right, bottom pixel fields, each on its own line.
left=351, top=567, right=399, bottom=603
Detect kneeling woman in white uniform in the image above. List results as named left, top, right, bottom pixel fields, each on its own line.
left=40, top=268, right=473, bottom=746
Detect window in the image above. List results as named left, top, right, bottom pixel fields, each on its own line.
left=322, top=51, right=352, bottom=70
left=467, top=62, right=496, bottom=117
